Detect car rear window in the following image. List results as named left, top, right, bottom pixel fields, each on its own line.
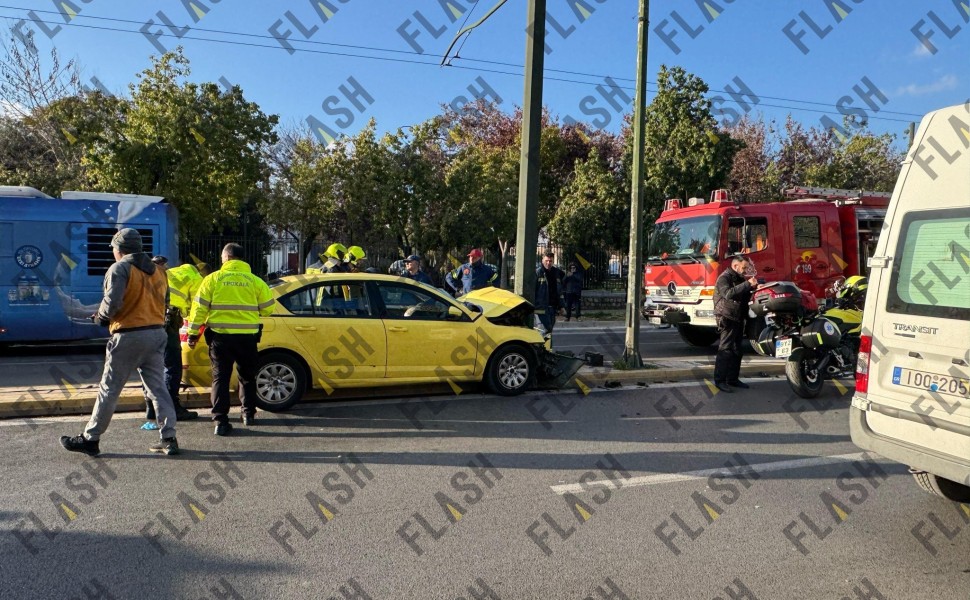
left=887, top=207, right=970, bottom=321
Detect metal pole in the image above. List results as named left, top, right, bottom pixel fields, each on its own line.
left=513, top=0, right=545, bottom=298
left=623, top=0, right=649, bottom=367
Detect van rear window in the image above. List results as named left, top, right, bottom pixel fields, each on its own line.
left=887, top=208, right=970, bottom=321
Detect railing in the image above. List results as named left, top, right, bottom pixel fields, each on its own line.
left=183, top=237, right=634, bottom=291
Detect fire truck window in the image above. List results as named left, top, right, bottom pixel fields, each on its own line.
left=728, top=218, right=768, bottom=254
left=793, top=216, right=821, bottom=248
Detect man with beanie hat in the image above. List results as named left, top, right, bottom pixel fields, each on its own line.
left=60, top=228, right=180, bottom=456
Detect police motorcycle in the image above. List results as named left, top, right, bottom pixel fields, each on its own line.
left=750, top=276, right=867, bottom=398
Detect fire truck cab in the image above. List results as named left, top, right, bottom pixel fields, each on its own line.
left=643, top=187, right=891, bottom=346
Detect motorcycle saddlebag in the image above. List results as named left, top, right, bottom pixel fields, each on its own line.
left=800, top=318, right=842, bottom=350
left=750, top=282, right=803, bottom=317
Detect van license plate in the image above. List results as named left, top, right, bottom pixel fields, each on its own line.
left=892, top=367, right=970, bottom=399
left=775, top=338, right=793, bottom=359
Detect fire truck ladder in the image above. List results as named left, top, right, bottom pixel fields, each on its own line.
left=783, top=186, right=892, bottom=203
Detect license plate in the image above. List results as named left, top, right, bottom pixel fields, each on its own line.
left=892, top=367, right=970, bottom=398
left=775, top=338, right=792, bottom=359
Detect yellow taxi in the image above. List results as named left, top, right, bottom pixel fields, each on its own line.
left=181, top=273, right=580, bottom=411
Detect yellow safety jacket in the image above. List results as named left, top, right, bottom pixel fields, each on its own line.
left=187, top=260, right=274, bottom=335
left=166, top=264, right=203, bottom=316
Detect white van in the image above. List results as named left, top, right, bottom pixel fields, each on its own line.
left=851, top=102, right=970, bottom=502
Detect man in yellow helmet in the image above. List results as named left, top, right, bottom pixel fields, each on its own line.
left=344, top=245, right=366, bottom=273
left=187, top=243, right=275, bottom=436
left=307, top=243, right=349, bottom=274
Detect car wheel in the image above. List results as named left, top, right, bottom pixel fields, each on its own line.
left=254, top=352, right=306, bottom=412
left=486, top=345, right=535, bottom=396
left=912, top=471, right=970, bottom=502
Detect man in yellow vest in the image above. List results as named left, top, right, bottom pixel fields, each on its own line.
left=140, top=258, right=210, bottom=429
left=60, top=228, right=180, bottom=456
left=187, top=243, right=275, bottom=436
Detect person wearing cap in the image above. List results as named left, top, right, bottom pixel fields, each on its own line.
left=401, top=254, right=432, bottom=285
left=140, top=257, right=210, bottom=428
left=60, top=228, right=180, bottom=457
left=186, top=243, right=275, bottom=436
left=445, top=248, right=497, bottom=296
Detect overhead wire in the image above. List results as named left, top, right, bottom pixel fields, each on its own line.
left=0, top=6, right=926, bottom=124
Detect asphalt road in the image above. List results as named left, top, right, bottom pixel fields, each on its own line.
left=0, top=324, right=773, bottom=390
left=1, top=380, right=966, bottom=599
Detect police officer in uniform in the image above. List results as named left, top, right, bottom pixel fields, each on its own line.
left=445, top=249, right=497, bottom=296
left=402, top=254, right=432, bottom=285
left=712, top=256, right=758, bottom=393
left=186, top=243, right=275, bottom=435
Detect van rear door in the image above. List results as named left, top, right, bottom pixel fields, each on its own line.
left=869, top=206, right=970, bottom=452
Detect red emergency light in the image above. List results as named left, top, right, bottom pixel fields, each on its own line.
left=664, top=199, right=682, bottom=211
left=711, top=189, right=730, bottom=202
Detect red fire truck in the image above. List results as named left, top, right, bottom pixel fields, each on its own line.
left=642, top=186, right=891, bottom=346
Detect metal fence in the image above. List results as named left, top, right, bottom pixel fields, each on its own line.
left=181, top=236, right=632, bottom=291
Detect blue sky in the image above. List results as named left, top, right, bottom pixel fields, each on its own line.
left=4, top=0, right=968, bottom=146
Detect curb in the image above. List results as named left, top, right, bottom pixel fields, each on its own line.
left=0, top=363, right=788, bottom=420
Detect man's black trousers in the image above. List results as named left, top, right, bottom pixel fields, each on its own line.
left=714, top=318, right=745, bottom=384
left=206, top=331, right=259, bottom=423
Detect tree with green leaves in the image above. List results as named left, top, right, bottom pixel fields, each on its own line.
left=83, top=48, right=278, bottom=238
left=547, top=148, right=627, bottom=250
left=262, top=128, right=342, bottom=266
left=638, top=65, right=743, bottom=219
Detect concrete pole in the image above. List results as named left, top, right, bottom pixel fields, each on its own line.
left=513, top=0, right=546, bottom=298
left=623, top=0, right=649, bottom=367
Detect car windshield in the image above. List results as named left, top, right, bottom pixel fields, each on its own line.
left=647, top=215, right=722, bottom=261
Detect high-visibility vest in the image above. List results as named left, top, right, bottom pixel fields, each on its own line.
left=187, top=260, right=274, bottom=335
left=166, top=264, right=203, bottom=316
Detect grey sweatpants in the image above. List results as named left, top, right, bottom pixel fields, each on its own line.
left=84, top=328, right=177, bottom=441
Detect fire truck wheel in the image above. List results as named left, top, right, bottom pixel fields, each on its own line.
left=676, top=325, right=718, bottom=347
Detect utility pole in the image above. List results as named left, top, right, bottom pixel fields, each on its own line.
left=906, top=122, right=916, bottom=149
left=623, top=0, right=649, bottom=367
left=513, top=0, right=545, bottom=298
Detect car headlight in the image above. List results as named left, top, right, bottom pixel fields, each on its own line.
left=695, top=310, right=714, bottom=318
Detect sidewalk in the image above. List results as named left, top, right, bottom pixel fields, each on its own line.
left=0, top=357, right=787, bottom=420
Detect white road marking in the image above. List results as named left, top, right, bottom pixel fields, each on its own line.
left=550, top=452, right=868, bottom=495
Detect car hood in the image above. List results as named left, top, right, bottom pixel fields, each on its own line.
left=462, top=287, right=534, bottom=318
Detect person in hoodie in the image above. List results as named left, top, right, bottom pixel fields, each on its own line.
left=60, top=228, right=180, bottom=457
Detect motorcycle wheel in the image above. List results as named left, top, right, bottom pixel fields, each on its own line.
left=786, top=347, right=825, bottom=398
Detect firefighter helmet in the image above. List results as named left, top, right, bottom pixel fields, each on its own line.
left=324, top=243, right=347, bottom=260
left=345, top=246, right=366, bottom=263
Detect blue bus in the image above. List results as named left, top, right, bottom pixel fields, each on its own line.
left=0, top=186, right=179, bottom=343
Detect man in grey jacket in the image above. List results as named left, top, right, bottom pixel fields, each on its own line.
left=60, top=228, right=180, bottom=456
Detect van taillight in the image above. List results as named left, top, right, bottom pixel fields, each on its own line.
left=856, top=335, right=872, bottom=394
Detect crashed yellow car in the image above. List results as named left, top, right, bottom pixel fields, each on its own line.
left=181, top=274, right=581, bottom=411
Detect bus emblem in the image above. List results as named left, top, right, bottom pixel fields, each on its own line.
left=15, top=245, right=43, bottom=269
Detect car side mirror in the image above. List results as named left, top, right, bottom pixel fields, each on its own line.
left=447, top=306, right=466, bottom=321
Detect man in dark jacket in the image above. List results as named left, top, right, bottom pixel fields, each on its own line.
left=402, top=255, right=432, bottom=285
left=713, top=256, right=758, bottom=392
left=534, top=251, right=565, bottom=335
left=562, top=263, right=583, bottom=321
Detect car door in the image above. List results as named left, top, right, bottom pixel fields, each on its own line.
left=276, top=280, right=387, bottom=386
left=372, top=280, right=478, bottom=380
